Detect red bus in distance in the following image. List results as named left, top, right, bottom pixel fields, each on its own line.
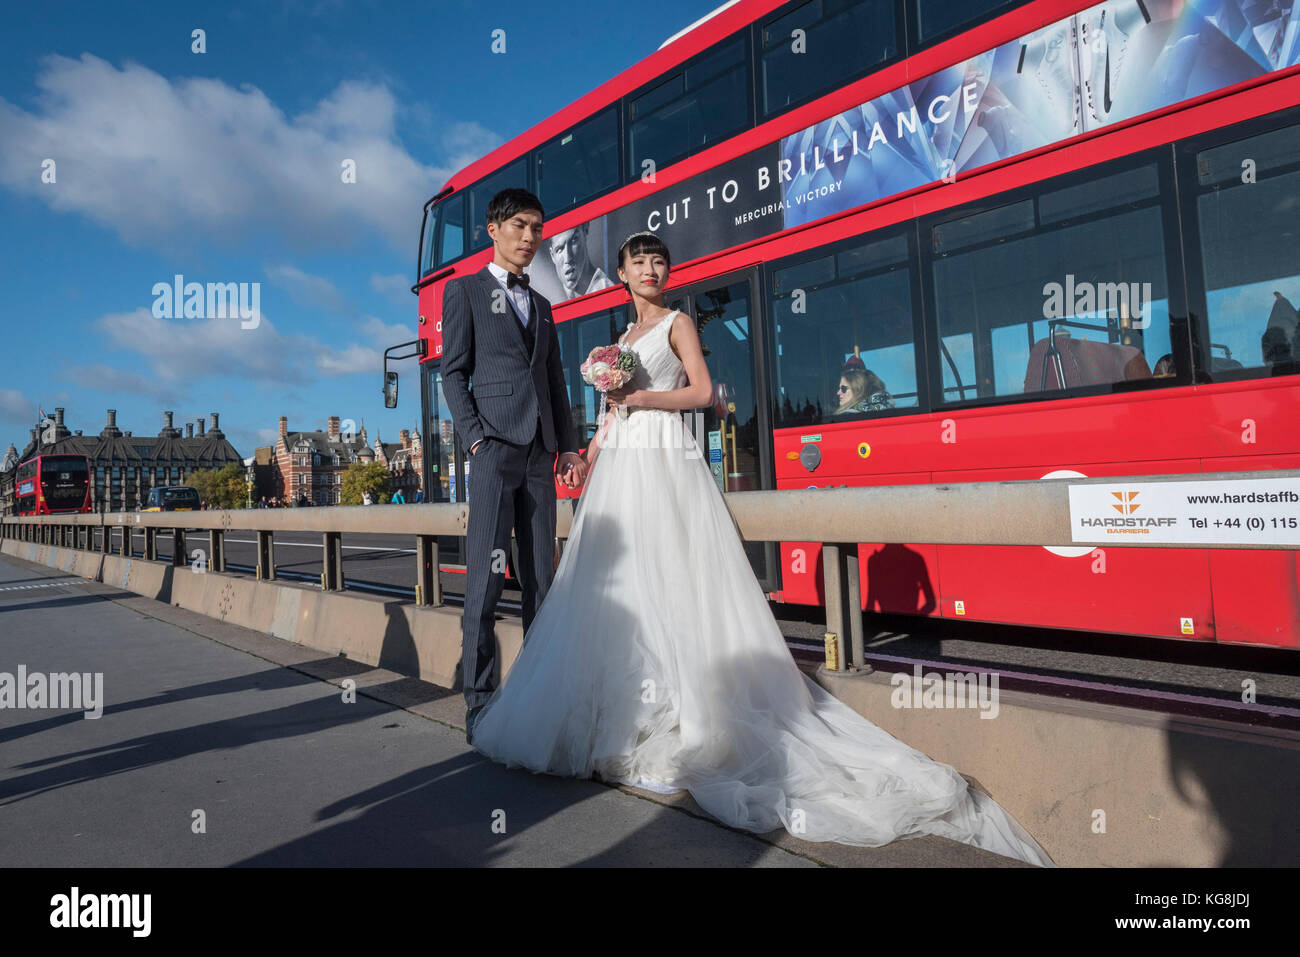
left=414, top=0, right=1300, bottom=648
left=14, top=454, right=92, bottom=516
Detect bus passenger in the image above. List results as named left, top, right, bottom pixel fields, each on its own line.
left=835, top=366, right=893, bottom=414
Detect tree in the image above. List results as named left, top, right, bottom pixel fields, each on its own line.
left=340, top=462, right=392, bottom=505
left=188, top=463, right=250, bottom=509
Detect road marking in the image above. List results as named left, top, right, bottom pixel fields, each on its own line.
left=0, top=582, right=67, bottom=592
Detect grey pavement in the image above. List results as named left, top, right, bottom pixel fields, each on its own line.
left=0, top=553, right=1019, bottom=867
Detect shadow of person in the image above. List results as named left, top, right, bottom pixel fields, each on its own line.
left=866, top=543, right=937, bottom=616
left=1165, top=718, right=1300, bottom=865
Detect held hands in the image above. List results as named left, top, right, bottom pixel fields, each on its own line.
left=557, top=452, right=587, bottom=488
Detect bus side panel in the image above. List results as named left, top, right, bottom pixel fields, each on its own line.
left=931, top=459, right=1213, bottom=640
left=1203, top=452, right=1300, bottom=649
left=775, top=471, right=938, bottom=611
left=934, top=543, right=1214, bottom=640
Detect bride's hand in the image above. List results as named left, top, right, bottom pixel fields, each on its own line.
left=605, top=387, right=635, bottom=408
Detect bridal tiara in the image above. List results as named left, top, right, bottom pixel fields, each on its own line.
left=618, top=230, right=661, bottom=250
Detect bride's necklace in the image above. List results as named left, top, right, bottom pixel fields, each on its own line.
left=630, top=309, right=671, bottom=337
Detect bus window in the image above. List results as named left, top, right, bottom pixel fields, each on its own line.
left=435, top=193, right=465, bottom=269
left=466, top=158, right=529, bottom=253
left=760, top=0, right=899, bottom=120
left=1193, top=121, right=1300, bottom=377
left=627, top=33, right=749, bottom=180
left=929, top=160, right=1172, bottom=402
left=911, top=0, right=1022, bottom=46
left=536, top=107, right=620, bottom=216
left=770, top=231, right=919, bottom=428
left=555, top=307, right=625, bottom=445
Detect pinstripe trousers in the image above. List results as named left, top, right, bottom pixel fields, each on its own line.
left=460, top=420, right=558, bottom=712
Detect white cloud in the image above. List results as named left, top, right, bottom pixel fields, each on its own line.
left=0, top=389, right=33, bottom=426
left=370, top=272, right=412, bottom=309
left=56, top=364, right=179, bottom=404
left=359, top=315, right=412, bottom=346
left=86, top=307, right=385, bottom=385
left=266, top=264, right=352, bottom=315
left=0, top=54, right=501, bottom=252
left=315, top=343, right=382, bottom=376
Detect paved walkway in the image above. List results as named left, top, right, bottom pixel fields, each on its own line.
left=0, top=554, right=1020, bottom=867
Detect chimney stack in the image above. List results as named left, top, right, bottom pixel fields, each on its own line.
left=101, top=409, right=122, bottom=439
left=328, top=416, right=340, bottom=441
left=186, top=423, right=194, bottom=438
left=164, top=411, right=174, bottom=429
left=124, top=430, right=132, bottom=437
left=279, top=416, right=288, bottom=438
left=55, top=407, right=65, bottom=426
left=400, top=429, right=410, bottom=450
left=197, top=418, right=205, bottom=436
left=209, top=412, right=220, bottom=431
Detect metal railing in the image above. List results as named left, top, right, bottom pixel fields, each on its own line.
left=4, top=469, right=1297, bottom=670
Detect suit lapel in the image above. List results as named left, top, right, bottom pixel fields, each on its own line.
left=476, top=267, right=529, bottom=358
left=527, top=291, right=545, bottom=366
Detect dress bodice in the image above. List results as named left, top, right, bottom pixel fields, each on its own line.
left=619, top=311, right=688, bottom=395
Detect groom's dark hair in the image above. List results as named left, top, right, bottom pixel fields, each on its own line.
left=486, top=188, right=545, bottom=225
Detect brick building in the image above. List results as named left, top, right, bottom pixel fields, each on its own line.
left=269, top=415, right=425, bottom=505
left=373, top=428, right=424, bottom=501
left=273, top=415, right=375, bottom=505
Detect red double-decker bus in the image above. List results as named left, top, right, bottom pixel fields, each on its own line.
left=414, top=0, right=1300, bottom=648
left=14, top=454, right=92, bottom=516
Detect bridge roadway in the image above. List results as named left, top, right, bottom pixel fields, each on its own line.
left=0, top=552, right=1022, bottom=868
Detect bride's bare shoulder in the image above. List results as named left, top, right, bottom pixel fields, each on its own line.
left=667, top=309, right=697, bottom=356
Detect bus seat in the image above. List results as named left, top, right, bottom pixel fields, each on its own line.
left=1024, top=335, right=1152, bottom=392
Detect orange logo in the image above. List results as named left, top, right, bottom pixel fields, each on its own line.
left=1111, top=490, right=1140, bottom=515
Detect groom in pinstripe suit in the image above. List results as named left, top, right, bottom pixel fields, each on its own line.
left=441, top=188, right=588, bottom=742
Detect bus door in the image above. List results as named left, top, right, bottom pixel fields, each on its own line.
left=670, top=270, right=779, bottom=592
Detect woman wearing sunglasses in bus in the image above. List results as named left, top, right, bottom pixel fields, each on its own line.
left=468, top=231, right=1052, bottom=866
left=834, top=359, right=895, bottom=416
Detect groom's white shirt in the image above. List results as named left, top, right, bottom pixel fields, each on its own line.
left=485, top=261, right=532, bottom=327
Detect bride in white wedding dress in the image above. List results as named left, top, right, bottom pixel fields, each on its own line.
left=469, top=232, right=1053, bottom=866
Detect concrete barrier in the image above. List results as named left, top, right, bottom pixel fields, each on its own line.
left=814, top=667, right=1300, bottom=867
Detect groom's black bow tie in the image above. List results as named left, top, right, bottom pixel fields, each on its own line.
left=506, top=272, right=530, bottom=290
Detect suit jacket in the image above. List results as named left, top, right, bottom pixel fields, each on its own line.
left=441, top=266, right=578, bottom=456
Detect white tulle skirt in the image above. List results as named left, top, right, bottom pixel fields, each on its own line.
left=469, top=407, right=1053, bottom=866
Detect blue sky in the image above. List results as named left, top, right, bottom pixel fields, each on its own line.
left=0, top=0, right=717, bottom=457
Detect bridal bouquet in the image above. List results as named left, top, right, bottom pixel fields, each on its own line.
left=580, top=344, right=637, bottom=393
left=581, top=344, right=638, bottom=429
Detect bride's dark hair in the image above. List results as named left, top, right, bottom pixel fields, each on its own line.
left=617, top=232, right=672, bottom=294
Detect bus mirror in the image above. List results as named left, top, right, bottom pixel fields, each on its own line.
left=384, top=371, right=399, bottom=409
